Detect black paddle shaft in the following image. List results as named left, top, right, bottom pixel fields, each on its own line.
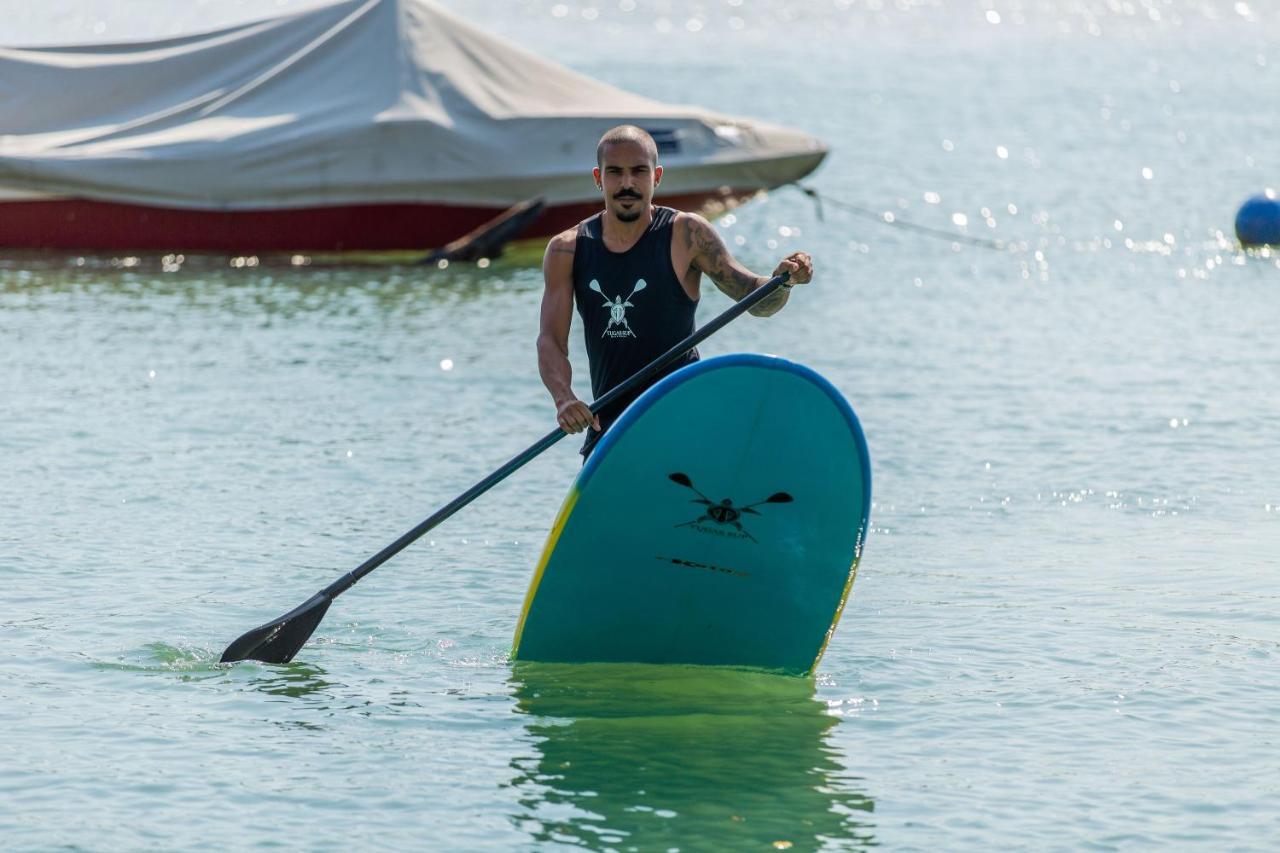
left=322, top=271, right=791, bottom=599
left=220, top=272, right=790, bottom=663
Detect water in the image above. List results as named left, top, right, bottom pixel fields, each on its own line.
left=3, top=1, right=1280, bottom=849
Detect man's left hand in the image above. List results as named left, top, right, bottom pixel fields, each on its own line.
left=773, top=251, right=813, bottom=285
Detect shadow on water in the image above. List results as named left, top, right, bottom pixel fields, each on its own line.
left=0, top=250, right=545, bottom=323
left=245, top=659, right=336, bottom=700
left=506, top=662, right=876, bottom=851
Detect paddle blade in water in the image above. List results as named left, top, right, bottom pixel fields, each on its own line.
left=220, top=591, right=332, bottom=664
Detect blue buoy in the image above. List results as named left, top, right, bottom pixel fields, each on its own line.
left=1235, top=192, right=1280, bottom=247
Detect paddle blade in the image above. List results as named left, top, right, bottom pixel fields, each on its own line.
left=767, top=492, right=794, bottom=503
left=220, top=591, right=332, bottom=664
left=669, top=472, right=693, bottom=487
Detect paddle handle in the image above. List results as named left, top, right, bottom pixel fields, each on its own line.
left=324, top=271, right=791, bottom=598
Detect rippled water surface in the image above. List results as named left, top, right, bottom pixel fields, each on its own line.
left=3, top=1, right=1279, bottom=849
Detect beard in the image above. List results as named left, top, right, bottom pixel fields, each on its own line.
left=613, top=206, right=643, bottom=223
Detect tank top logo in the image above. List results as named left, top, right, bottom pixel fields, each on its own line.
left=588, top=278, right=647, bottom=339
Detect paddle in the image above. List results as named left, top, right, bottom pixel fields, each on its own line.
left=220, top=271, right=793, bottom=664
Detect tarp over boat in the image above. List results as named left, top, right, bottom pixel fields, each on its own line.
left=0, top=0, right=825, bottom=213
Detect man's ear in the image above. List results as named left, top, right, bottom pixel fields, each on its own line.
left=654, top=164, right=663, bottom=186
left=593, top=166, right=602, bottom=189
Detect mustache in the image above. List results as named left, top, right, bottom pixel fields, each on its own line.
left=612, top=190, right=643, bottom=200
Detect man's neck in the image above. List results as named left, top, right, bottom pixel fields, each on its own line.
left=601, top=204, right=654, bottom=251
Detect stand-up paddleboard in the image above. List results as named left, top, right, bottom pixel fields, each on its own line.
left=513, top=353, right=872, bottom=675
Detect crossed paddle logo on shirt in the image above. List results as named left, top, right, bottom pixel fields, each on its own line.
left=589, top=278, right=646, bottom=338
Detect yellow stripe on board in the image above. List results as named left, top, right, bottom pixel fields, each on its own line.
left=510, top=486, right=581, bottom=658
left=808, top=527, right=867, bottom=674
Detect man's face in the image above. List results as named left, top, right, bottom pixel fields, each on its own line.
left=593, top=140, right=662, bottom=223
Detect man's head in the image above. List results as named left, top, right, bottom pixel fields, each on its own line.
left=594, top=125, right=662, bottom=224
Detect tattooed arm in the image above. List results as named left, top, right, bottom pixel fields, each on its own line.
left=681, top=213, right=813, bottom=317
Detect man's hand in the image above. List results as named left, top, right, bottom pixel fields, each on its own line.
left=773, top=252, right=813, bottom=285
left=557, top=398, right=601, bottom=434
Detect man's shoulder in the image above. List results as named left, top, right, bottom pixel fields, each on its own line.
left=670, top=208, right=712, bottom=231
left=546, top=212, right=604, bottom=253
left=547, top=227, right=578, bottom=247
left=542, top=226, right=579, bottom=283
left=545, top=225, right=581, bottom=259
left=669, top=209, right=715, bottom=246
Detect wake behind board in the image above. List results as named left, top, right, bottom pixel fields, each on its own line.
left=513, top=354, right=872, bottom=675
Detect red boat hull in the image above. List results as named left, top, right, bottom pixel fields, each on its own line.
left=0, top=189, right=755, bottom=253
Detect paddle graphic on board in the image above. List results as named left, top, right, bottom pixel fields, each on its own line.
left=668, top=472, right=794, bottom=544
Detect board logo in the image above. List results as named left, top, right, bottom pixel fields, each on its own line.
left=655, top=555, right=750, bottom=578
left=668, top=472, right=793, bottom=543
left=589, top=278, right=646, bottom=338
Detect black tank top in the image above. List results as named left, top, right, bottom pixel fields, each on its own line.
left=572, top=205, right=699, bottom=456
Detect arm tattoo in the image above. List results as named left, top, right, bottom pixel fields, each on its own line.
left=688, top=219, right=762, bottom=299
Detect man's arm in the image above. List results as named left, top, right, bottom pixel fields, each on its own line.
left=681, top=213, right=812, bottom=316
left=537, top=230, right=600, bottom=434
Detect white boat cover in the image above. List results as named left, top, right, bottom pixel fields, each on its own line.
left=0, top=0, right=823, bottom=210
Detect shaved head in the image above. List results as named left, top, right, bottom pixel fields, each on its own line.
left=596, top=125, right=659, bottom=168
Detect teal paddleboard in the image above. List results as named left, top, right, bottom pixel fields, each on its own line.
left=513, top=353, right=872, bottom=675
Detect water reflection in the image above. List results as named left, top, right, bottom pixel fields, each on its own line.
left=507, top=663, right=875, bottom=850
left=247, top=660, right=336, bottom=700
left=0, top=250, right=543, bottom=319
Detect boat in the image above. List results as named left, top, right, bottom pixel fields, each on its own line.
left=0, top=0, right=827, bottom=254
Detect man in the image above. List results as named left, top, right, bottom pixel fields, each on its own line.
left=537, top=125, right=813, bottom=458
